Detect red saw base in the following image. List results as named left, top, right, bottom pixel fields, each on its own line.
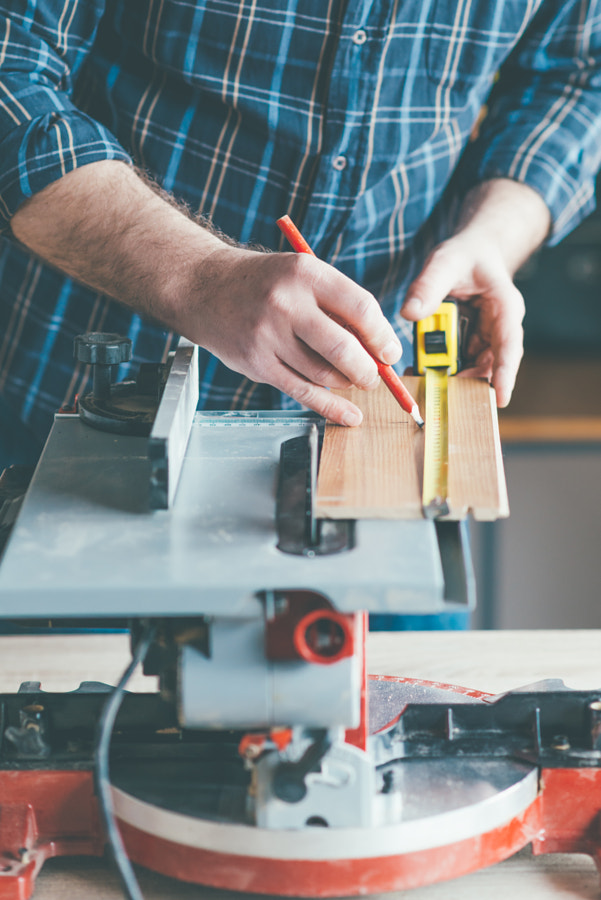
left=118, top=797, right=545, bottom=896
left=3, top=678, right=601, bottom=899
left=114, top=768, right=601, bottom=896
left=0, top=769, right=103, bottom=900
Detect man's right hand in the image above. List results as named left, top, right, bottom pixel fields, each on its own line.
left=11, top=161, right=401, bottom=426
left=187, top=245, right=402, bottom=425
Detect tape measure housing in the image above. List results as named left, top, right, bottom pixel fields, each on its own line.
left=415, top=300, right=458, bottom=375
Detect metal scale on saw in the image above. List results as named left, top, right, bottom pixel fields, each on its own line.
left=1, top=327, right=601, bottom=900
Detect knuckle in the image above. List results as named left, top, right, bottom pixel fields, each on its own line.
left=319, top=396, right=347, bottom=422
left=428, top=241, right=461, bottom=276
left=265, top=285, right=290, bottom=316
left=287, top=380, right=318, bottom=408
left=351, top=291, right=379, bottom=322
left=311, top=360, right=338, bottom=386
left=511, top=287, right=526, bottom=319
left=289, top=252, right=319, bottom=284
left=324, top=335, right=375, bottom=385
left=324, top=333, right=354, bottom=369
left=430, top=241, right=454, bottom=264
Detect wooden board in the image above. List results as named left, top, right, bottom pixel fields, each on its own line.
left=315, top=377, right=508, bottom=521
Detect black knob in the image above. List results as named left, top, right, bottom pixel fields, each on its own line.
left=271, top=732, right=331, bottom=804
left=74, top=332, right=132, bottom=366
left=74, top=332, right=132, bottom=401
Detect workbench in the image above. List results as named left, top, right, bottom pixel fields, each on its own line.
left=2, top=630, right=599, bottom=900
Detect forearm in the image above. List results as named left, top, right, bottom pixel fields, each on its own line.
left=453, top=178, right=551, bottom=274
left=9, top=159, right=403, bottom=427
left=10, top=160, right=226, bottom=333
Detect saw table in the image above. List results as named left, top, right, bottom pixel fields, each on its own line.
left=1, top=337, right=600, bottom=900
left=0, top=630, right=599, bottom=900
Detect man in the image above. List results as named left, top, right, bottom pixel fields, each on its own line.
left=0, top=1, right=598, bottom=462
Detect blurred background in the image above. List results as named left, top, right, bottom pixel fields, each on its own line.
left=471, top=176, right=601, bottom=628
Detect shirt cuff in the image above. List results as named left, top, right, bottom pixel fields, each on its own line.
left=466, top=146, right=598, bottom=247
left=0, top=110, right=132, bottom=231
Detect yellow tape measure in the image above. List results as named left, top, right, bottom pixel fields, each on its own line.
left=422, top=367, right=449, bottom=518
left=415, top=300, right=459, bottom=519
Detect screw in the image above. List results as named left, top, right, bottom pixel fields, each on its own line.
left=551, top=734, right=571, bottom=751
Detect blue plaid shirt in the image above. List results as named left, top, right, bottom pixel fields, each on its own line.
left=0, top=0, right=600, bottom=442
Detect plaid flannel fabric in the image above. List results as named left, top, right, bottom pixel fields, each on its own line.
left=0, top=0, right=600, bottom=440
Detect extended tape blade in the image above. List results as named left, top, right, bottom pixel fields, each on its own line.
left=422, top=367, right=450, bottom=519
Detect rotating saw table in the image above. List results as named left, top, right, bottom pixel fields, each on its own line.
left=0, top=630, right=599, bottom=900
left=1, top=341, right=600, bottom=899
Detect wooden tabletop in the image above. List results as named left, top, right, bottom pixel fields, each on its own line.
left=2, top=630, right=600, bottom=900
left=498, top=355, right=601, bottom=443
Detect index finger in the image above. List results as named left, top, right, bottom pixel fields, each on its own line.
left=311, top=262, right=402, bottom=366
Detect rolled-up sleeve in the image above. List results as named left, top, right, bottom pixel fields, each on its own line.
left=0, top=2, right=131, bottom=230
left=464, top=0, right=601, bottom=244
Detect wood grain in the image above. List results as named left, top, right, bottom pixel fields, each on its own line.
left=315, top=380, right=424, bottom=519
left=315, top=377, right=508, bottom=521
left=447, top=377, right=509, bottom=520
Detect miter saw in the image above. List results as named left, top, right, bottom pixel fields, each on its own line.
left=0, top=335, right=601, bottom=900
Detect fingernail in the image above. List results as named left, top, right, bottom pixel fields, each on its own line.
left=403, top=296, right=422, bottom=316
left=342, top=408, right=362, bottom=427
left=381, top=340, right=402, bottom=365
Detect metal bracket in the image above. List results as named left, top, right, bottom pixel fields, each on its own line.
left=435, top=520, right=475, bottom=607
left=377, top=684, right=601, bottom=769
left=148, top=340, right=199, bottom=509
left=276, top=427, right=354, bottom=556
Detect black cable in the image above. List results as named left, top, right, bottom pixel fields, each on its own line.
left=95, top=621, right=157, bottom=900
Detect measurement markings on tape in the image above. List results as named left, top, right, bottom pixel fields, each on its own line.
left=422, top=367, right=450, bottom=519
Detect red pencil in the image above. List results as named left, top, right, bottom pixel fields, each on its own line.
left=276, top=215, right=424, bottom=427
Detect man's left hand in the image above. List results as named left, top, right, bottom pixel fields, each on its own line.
left=401, top=232, right=525, bottom=407
left=401, top=178, right=551, bottom=408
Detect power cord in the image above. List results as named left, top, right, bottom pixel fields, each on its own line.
left=95, top=621, right=157, bottom=900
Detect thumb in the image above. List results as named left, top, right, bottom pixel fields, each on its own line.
left=402, top=246, right=463, bottom=321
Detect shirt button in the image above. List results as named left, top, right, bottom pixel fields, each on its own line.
left=333, top=155, right=347, bottom=171
left=352, top=29, right=367, bottom=45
